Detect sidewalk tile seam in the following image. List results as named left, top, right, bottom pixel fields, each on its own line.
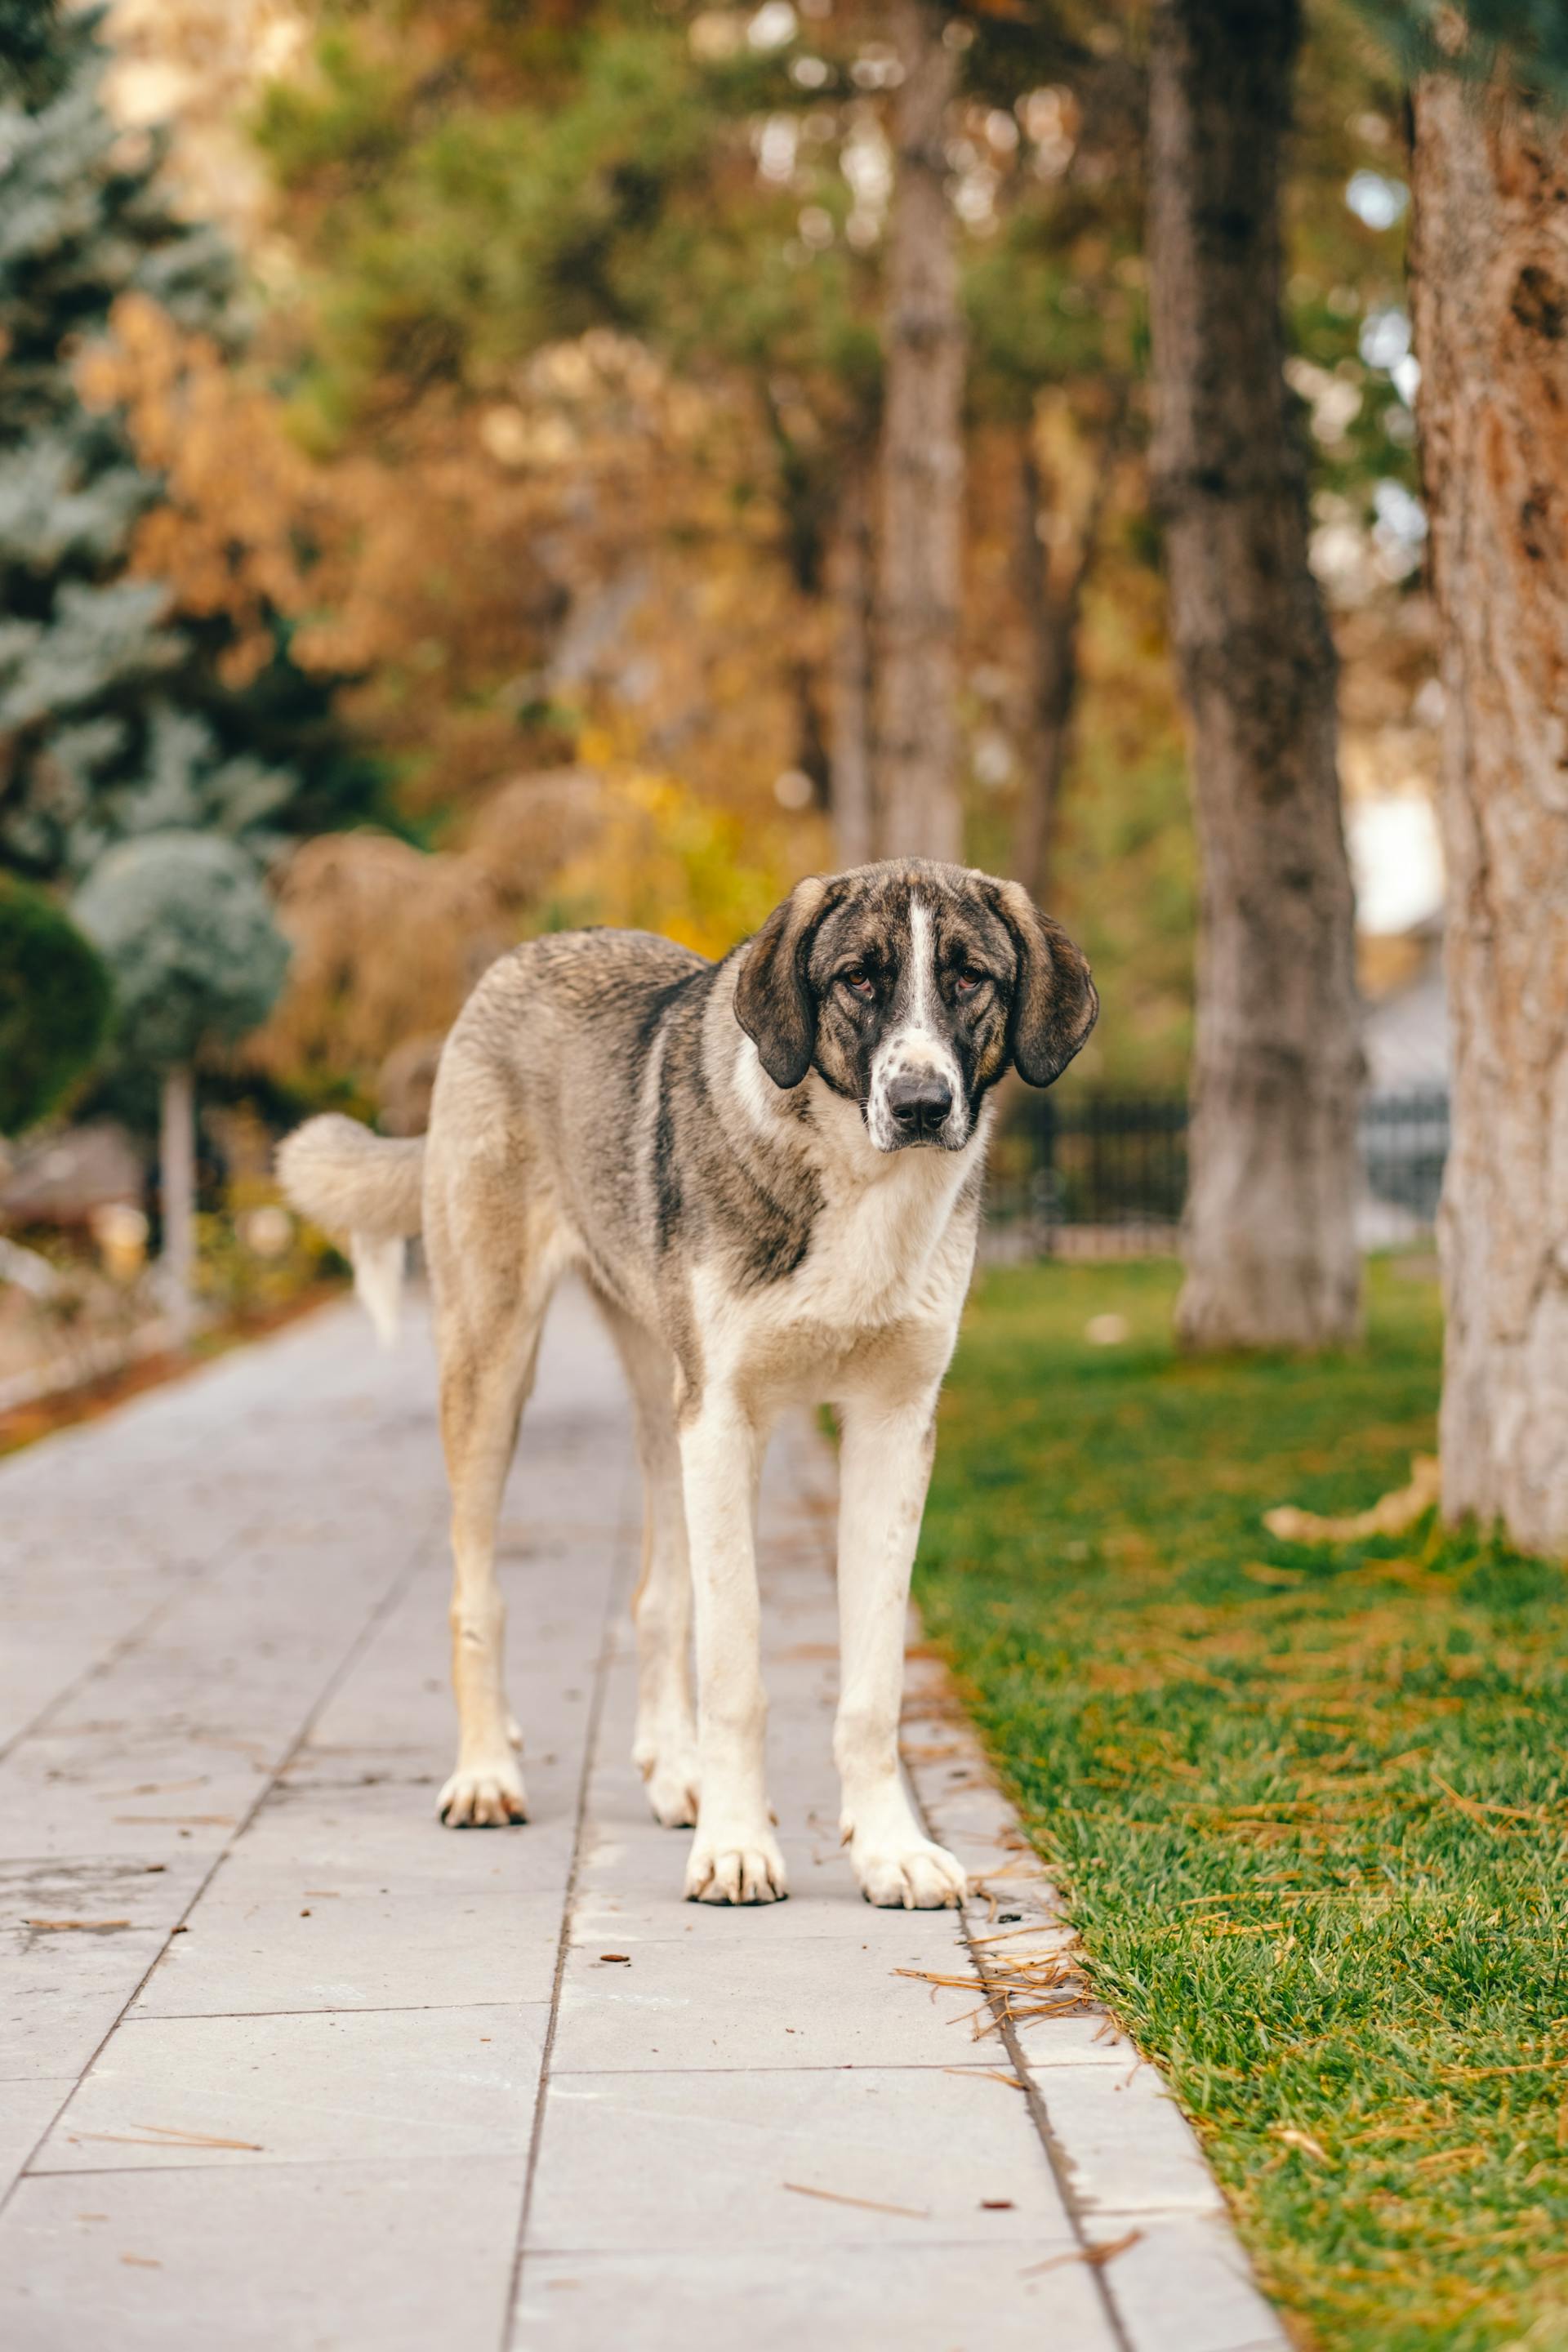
left=546, top=2060, right=1068, bottom=2077
left=519, top=2234, right=1087, bottom=2259
left=24, top=2150, right=533, bottom=2181
left=120, top=1999, right=558, bottom=2025
left=500, top=1452, right=639, bottom=2352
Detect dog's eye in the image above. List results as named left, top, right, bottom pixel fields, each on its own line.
left=954, top=969, right=987, bottom=997
left=840, top=969, right=875, bottom=1000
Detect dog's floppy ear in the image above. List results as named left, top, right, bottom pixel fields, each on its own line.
left=733, top=875, right=831, bottom=1089
left=992, top=878, right=1098, bottom=1088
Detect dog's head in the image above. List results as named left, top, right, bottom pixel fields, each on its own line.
left=733, top=860, right=1097, bottom=1152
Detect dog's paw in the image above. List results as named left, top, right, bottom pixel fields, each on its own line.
left=438, top=1757, right=528, bottom=1828
left=639, top=1749, right=701, bottom=1829
left=684, top=1829, right=788, bottom=1904
left=852, top=1836, right=966, bottom=1910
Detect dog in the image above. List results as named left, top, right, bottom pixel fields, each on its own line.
left=277, top=859, right=1096, bottom=1907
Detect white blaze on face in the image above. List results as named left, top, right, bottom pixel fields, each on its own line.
left=866, top=897, right=969, bottom=1152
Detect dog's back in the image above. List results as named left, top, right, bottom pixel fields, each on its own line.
left=278, top=926, right=718, bottom=1334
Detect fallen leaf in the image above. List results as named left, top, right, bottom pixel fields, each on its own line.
left=782, top=2181, right=929, bottom=2220
left=1022, top=2227, right=1143, bottom=2277
left=74, top=2123, right=263, bottom=2152
left=24, top=1918, right=130, bottom=1934
left=942, top=2067, right=1026, bottom=2091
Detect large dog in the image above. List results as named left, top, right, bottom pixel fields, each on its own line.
left=277, top=859, right=1095, bottom=1908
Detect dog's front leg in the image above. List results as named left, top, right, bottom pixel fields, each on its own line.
left=679, top=1396, right=786, bottom=1904
left=834, top=1394, right=966, bottom=1909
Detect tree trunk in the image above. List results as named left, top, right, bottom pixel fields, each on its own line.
left=160, top=1060, right=195, bottom=1349
left=1147, top=0, right=1362, bottom=1350
left=789, top=655, right=831, bottom=813
left=1009, top=409, right=1123, bottom=905
left=829, top=442, right=876, bottom=866
left=1410, top=76, right=1568, bottom=1550
left=875, top=0, right=965, bottom=863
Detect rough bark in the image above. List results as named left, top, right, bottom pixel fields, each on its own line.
left=160, top=1060, right=194, bottom=1349
left=828, top=441, right=876, bottom=866
left=1009, top=405, right=1125, bottom=904
left=875, top=0, right=965, bottom=863
left=1410, top=77, right=1568, bottom=1550
left=1147, top=0, right=1363, bottom=1350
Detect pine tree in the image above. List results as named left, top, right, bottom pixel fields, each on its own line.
left=0, top=2, right=380, bottom=885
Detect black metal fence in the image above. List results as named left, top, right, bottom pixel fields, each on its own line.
left=985, top=1088, right=1450, bottom=1257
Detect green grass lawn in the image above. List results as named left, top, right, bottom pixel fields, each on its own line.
left=918, top=1259, right=1568, bottom=2352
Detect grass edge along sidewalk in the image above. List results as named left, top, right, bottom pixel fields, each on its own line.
left=918, top=1260, right=1568, bottom=2352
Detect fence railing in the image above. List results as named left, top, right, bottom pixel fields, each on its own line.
left=985, top=1088, right=1450, bottom=1257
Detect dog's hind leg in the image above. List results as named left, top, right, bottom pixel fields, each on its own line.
left=430, top=1196, right=562, bottom=1829
left=592, top=1296, right=700, bottom=1828
left=679, top=1396, right=786, bottom=1903
left=833, top=1390, right=966, bottom=1909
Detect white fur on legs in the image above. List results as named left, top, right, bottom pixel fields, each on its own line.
left=595, top=1297, right=702, bottom=1827
left=834, top=1392, right=966, bottom=1909
left=438, top=1556, right=528, bottom=1827
left=679, top=1398, right=786, bottom=1902
left=434, top=1283, right=554, bottom=1831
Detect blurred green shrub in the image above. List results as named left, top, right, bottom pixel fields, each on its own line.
left=0, top=875, right=112, bottom=1137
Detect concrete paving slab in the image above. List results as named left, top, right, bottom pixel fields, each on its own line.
left=33, top=2002, right=550, bottom=2172
left=0, top=2083, right=73, bottom=2203
left=513, top=2246, right=1118, bottom=2352
left=551, top=1930, right=1009, bottom=2073
left=0, top=2156, right=527, bottom=2352
left=129, top=1844, right=568, bottom=2018
left=1094, top=2212, right=1289, bottom=2352
left=527, top=2065, right=1076, bottom=2250
left=0, top=1855, right=208, bottom=2080
left=1032, top=2062, right=1225, bottom=2216
left=0, top=1278, right=1288, bottom=2351
left=0, top=1927, right=169, bottom=2083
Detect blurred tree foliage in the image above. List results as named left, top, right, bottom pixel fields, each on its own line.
left=74, top=828, right=288, bottom=1076
left=237, top=1, right=1425, bottom=1089
left=1359, top=0, right=1568, bottom=98
left=0, top=1, right=384, bottom=887
left=0, top=874, right=113, bottom=1137
left=0, top=0, right=1374, bottom=1101
left=75, top=826, right=290, bottom=1334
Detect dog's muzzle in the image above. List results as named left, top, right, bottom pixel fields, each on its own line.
left=883, top=1071, right=963, bottom=1148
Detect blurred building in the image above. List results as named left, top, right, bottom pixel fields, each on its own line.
left=1348, top=785, right=1448, bottom=1089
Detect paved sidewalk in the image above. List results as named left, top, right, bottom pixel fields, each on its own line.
left=0, top=1285, right=1286, bottom=2352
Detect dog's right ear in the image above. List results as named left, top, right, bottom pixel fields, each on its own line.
left=733, top=875, right=831, bottom=1089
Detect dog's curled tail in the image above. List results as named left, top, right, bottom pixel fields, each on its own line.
left=275, top=1115, right=425, bottom=1351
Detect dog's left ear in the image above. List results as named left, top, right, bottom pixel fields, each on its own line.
left=733, top=875, right=832, bottom=1089
left=991, top=879, right=1098, bottom=1088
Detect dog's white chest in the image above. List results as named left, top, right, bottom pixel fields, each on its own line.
left=790, top=1161, right=964, bottom=1328
left=697, top=1152, right=975, bottom=1413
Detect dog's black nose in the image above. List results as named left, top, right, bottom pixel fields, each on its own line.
left=887, top=1074, right=954, bottom=1139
